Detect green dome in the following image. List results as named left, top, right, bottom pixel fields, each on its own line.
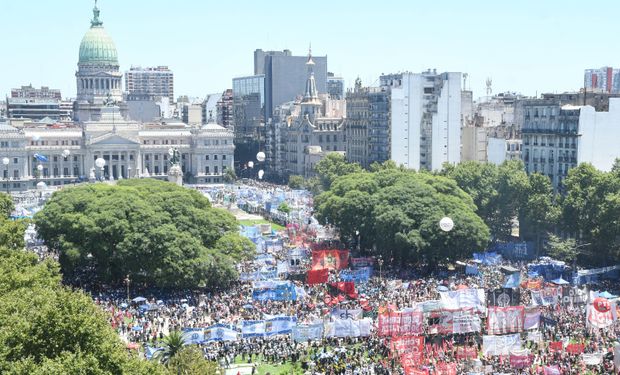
left=79, top=25, right=118, bottom=65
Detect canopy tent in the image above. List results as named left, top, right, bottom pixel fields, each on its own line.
left=599, top=291, right=617, bottom=299
left=132, top=296, right=147, bottom=303
left=550, top=277, right=570, bottom=285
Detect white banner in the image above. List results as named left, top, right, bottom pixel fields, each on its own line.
left=440, top=288, right=486, bottom=311
left=440, top=310, right=481, bottom=334
left=325, top=318, right=372, bottom=338
left=526, top=331, right=542, bottom=343
left=241, top=320, right=265, bottom=338
left=583, top=353, right=603, bottom=366
left=586, top=302, right=617, bottom=329
left=487, top=306, right=524, bottom=335
left=524, top=307, right=540, bottom=330
left=292, top=323, right=324, bottom=342
left=204, top=324, right=238, bottom=342
left=482, top=334, right=521, bottom=356
left=331, top=308, right=363, bottom=320
left=530, top=288, right=560, bottom=306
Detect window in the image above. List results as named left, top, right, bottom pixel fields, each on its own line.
left=214, top=166, right=218, bottom=174
left=214, top=155, right=218, bottom=160
left=222, top=155, right=226, bottom=160
left=206, top=155, right=210, bottom=160
left=13, top=158, right=17, bottom=164
left=13, top=170, right=18, bottom=179
left=205, top=166, right=210, bottom=174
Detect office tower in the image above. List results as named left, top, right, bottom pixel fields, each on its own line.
left=125, top=66, right=174, bottom=102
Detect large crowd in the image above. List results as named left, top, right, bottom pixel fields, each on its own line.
left=24, top=183, right=620, bottom=374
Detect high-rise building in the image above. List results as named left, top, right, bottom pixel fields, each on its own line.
left=216, top=89, right=234, bottom=129
left=254, top=49, right=292, bottom=75
left=345, top=79, right=390, bottom=168
left=389, top=70, right=462, bottom=171
left=584, top=67, right=620, bottom=94
left=232, top=74, right=264, bottom=143
left=11, top=85, right=61, bottom=100
left=262, top=48, right=327, bottom=121
left=125, top=66, right=174, bottom=102
left=74, top=2, right=125, bottom=122
left=327, top=72, right=345, bottom=100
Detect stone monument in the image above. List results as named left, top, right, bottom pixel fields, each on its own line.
left=167, top=147, right=183, bottom=186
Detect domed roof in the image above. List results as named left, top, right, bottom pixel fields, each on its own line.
left=78, top=4, right=118, bottom=65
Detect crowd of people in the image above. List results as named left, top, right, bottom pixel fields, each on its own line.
left=23, top=182, right=620, bottom=374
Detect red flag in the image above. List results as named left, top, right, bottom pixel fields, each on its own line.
left=307, top=269, right=329, bottom=285
left=311, top=250, right=349, bottom=270
left=328, top=282, right=357, bottom=299
left=566, top=343, right=584, bottom=355
left=435, top=362, right=457, bottom=375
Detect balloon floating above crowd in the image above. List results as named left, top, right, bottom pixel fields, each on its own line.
left=439, top=217, right=454, bottom=232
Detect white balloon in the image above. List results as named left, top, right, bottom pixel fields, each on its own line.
left=256, top=152, right=266, bottom=162
left=248, top=161, right=254, bottom=169
left=439, top=217, right=454, bottom=232
left=258, top=169, right=264, bottom=179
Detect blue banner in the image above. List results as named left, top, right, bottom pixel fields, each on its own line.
left=240, top=269, right=277, bottom=281
left=473, top=252, right=503, bottom=266
left=265, top=316, right=297, bottom=336
left=204, top=323, right=238, bottom=342
left=181, top=328, right=204, bottom=344
left=252, top=281, right=297, bottom=301
left=503, top=272, right=521, bottom=288
left=340, top=267, right=372, bottom=282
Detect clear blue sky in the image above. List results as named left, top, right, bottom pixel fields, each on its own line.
left=2, top=0, right=618, bottom=101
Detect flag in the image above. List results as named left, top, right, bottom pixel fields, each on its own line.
left=503, top=272, right=521, bottom=288
left=565, top=343, right=584, bottom=355
left=548, top=341, right=562, bottom=351
left=33, top=153, right=48, bottom=162
left=203, top=323, right=238, bottom=342
left=487, top=306, right=525, bottom=335
left=306, top=269, right=328, bottom=285
left=181, top=328, right=204, bottom=344
left=487, top=288, right=520, bottom=307
left=328, top=282, right=357, bottom=299
left=311, top=250, right=349, bottom=270
left=292, top=323, right=323, bottom=342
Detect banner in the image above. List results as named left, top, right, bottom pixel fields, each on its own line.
left=181, top=328, right=204, bottom=344
left=391, top=336, right=424, bottom=358
left=340, top=267, right=372, bottom=282
left=435, top=362, right=457, bottom=375
left=325, top=318, right=372, bottom=337
left=503, top=272, right=521, bottom=289
left=587, top=301, right=617, bottom=328
left=241, top=320, right=265, bottom=338
left=530, top=287, right=561, bottom=306
left=350, top=257, right=374, bottom=268
left=548, top=341, right=562, bottom=351
left=509, top=354, right=533, bottom=369
left=331, top=308, right=363, bottom=320
left=328, top=282, right=357, bottom=299
left=265, top=316, right=297, bottom=336
left=203, top=323, right=238, bottom=342
left=526, top=330, right=542, bottom=343
left=307, top=269, right=328, bottom=285
left=292, top=323, right=323, bottom=342
left=378, top=310, right=424, bottom=336
left=240, top=269, right=277, bottom=281
left=614, top=344, right=620, bottom=371
left=521, top=278, right=543, bottom=290
left=583, top=353, right=603, bottom=366
left=252, top=280, right=297, bottom=301
left=401, top=352, right=424, bottom=374
left=439, top=288, right=486, bottom=311
left=439, top=309, right=481, bottom=334
left=487, top=306, right=525, bottom=335
left=523, top=307, right=540, bottom=330
left=543, top=365, right=561, bottom=375
left=311, top=250, right=349, bottom=270
left=560, top=286, right=588, bottom=306
left=465, top=264, right=479, bottom=275
left=487, top=288, right=520, bottom=307
left=456, top=346, right=478, bottom=360
left=482, top=334, right=521, bottom=356
left=565, top=343, right=584, bottom=355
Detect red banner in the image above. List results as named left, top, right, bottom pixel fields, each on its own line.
left=566, top=343, right=584, bottom=355
left=510, top=354, right=533, bottom=369
left=378, top=310, right=424, bottom=336
left=401, top=352, right=424, bottom=374
left=549, top=341, right=563, bottom=352
left=350, top=257, right=374, bottom=267
left=434, top=362, right=457, bottom=375
left=306, top=269, right=328, bottom=285
left=311, top=250, right=349, bottom=270
left=455, top=346, right=478, bottom=360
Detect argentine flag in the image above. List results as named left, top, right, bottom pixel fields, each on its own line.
left=33, top=154, right=48, bottom=162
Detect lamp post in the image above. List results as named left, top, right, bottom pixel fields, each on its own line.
left=2, top=157, right=9, bottom=194
left=127, top=166, right=132, bottom=179
left=124, top=275, right=130, bottom=302
left=95, top=157, right=106, bottom=181
left=377, top=255, right=384, bottom=281
left=61, top=149, right=70, bottom=178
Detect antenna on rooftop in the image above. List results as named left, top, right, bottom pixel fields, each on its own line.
left=486, top=78, right=492, bottom=96
left=463, top=73, right=468, bottom=90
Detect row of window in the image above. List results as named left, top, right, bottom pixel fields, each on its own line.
left=205, top=155, right=227, bottom=160
left=143, top=139, right=184, bottom=145
left=29, top=140, right=80, bottom=146
left=203, top=140, right=229, bottom=146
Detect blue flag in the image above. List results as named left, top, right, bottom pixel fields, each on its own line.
left=33, top=153, right=48, bottom=162
left=503, top=272, right=521, bottom=288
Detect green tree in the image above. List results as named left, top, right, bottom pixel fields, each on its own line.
left=287, top=175, right=305, bottom=189
left=223, top=168, right=236, bottom=183
left=167, top=346, right=219, bottom=375
left=277, top=202, right=291, bottom=214
left=520, top=173, right=559, bottom=253
left=34, top=180, right=246, bottom=288
left=315, top=168, right=489, bottom=262
left=0, top=192, right=14, bottom=218
left=546, top=234, right=579, bottom=265
left=314, top=153, right=363, bottom=191
left=154, top=331, right=186, bottom=365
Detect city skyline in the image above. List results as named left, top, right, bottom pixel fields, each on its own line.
left=2, top=0, right=619, bottom=100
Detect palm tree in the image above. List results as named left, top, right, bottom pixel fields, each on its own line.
left=154, top=330, right=186, bottom=365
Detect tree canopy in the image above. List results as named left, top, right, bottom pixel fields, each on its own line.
left=34, top=179, right=254, bottom=289
left=315, top=168, right=490, bottom=263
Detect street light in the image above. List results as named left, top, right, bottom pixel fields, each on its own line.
left=62, top=149, right=70, bottom=160
left=124, top=275, right=130, bottom=302
left=377, top=255, right=384, bottom=281
left=95, top=157, right=106, bottom=181
left=2, top=157, right=9, bottom=194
